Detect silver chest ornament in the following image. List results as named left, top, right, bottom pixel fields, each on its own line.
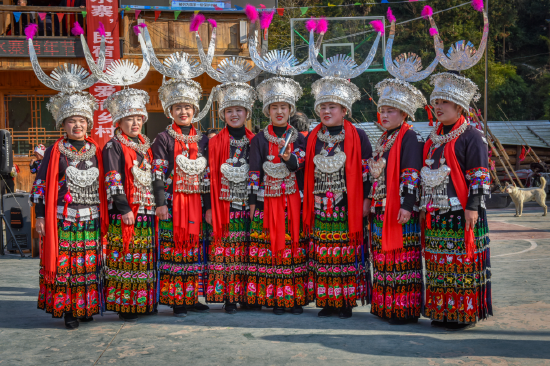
left=131, top=159, right=155, bottom=207
left=220, top=163, right=249, bottom=203
left=420, top=156, right=451, bottom=211
left=65, top=165, right=101, bottom=205
left=262, top=159, right=297, bottom=197
left=175, top=154, right=208, bottom=194
left=313, top=151, right=347, bottom=195
left=367, top=129, right=400, bottom=202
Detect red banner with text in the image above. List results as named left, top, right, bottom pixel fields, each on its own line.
left=86, top=0, right=120, bottom=147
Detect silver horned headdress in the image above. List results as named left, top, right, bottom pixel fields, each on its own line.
left=310, top=19, right=384, bottom=116
left=425, top=5, right=488, bottom=110
left=27, top=23, right=101, bottom=130
left=144, top=15, right=217, bottom=122
left=375, top=12, right=432, bottom=120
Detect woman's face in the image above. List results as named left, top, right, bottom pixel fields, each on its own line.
left=224, top=106, right=247, bottom=129
left=433, top=99, right=463, bottom=125
left=269, top=102, right=290, bottom=127
left=318, top=102, right=346, bottom=127
left=378, top=105, right=407, bottom=131
left=62, top=116, right=88, bottom=140
left=171, top=103, right=195, bottom=126
left=118, top=115, right=143, bottom=138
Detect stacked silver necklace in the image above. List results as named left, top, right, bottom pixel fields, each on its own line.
left=420, top=121, right=468, bottom=211
left=115, top=129, right=155, bottom=208
left=313, top=127, right=347, bottom=195
left=367, top=129, right=400, bottom=201
left=58, top=139, right=100, bottom=205
left=221, top=135, right=250, bottom=205
left=262, top=124, right=297, bottom=197
left=168, top=125, right=208, bottom=194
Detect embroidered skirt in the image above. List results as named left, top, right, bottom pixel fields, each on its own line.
left=206, top=209, right=250, bottom=304
left=38, top=217, right=102, bottom=318
left=424, top=208, right=492, bottom=324
left=370, top=208, right=423, bottom=320
left=246, top=208, right=309, bottom=308
left=158, top=206, right=205, bottom=306
left=308, top=205, right=369, bottom=309
left=104, top=213, right=156, bottom=314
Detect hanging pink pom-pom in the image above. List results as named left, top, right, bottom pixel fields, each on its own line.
left=24, top=23, right=39, bottom=40
left=133, top=25, right=141, bottom=35
left=429, top=27, right=438, bottom=37
left=370, top=20, right=384, bottom=35
left=305, top=17, right=318, bottom=32
left=387, top=7, right=396, bottom=23
left=326, top=191, right=334, bottom=199
left=96, top=21, right=106, bottom=36
left=207, top=18, right=217, bottom=28
left=64, top=192, right=73, bottom=204
left=244, top=4, right=259, bottom=22
left=190, top=13, right=205, bottom=32
left=373, top=181, right=378, bottom=190
left=426, top=202, right=434, bottom=213
left=421, top=5, right=433, bottom=20
left=471, top=0, right=484, bottom=12
left=316, top=17, right=328, bottom=34
left=71, top=22, right=84, bottom=36
left=260, top=10, right=274, bottom=30
left=138, top=23, right=147, bottom=29
left=281, top=182, right=286, bottom=190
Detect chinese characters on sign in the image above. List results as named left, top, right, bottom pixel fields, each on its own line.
left=0, top=38, right=83, bottom=57
left=87, top=0, right=120, bottom=147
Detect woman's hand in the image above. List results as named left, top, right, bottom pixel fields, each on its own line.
left=397, top=208, right=411, bottom=225
left=465, top=209, right=478, bottom=232
left=36, top=218, right=45, bottom=236
left=122, top=211, right=135, bottom=226
left=205, top=209, right=212, bottom=225
left=280, top=143, right=292, bottom=161
left=363, top=198, right=371, bottom=217
left=155, top=205, right=169, bottom=221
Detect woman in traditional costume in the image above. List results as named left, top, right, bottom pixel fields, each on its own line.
left=27, top=23, right=109, bottom=329
left=144, top=17, right=216, bottom=317
left=302, top=19, right=376, bottom=319
left=368, top=10, right=436, bottom=325
left=421, top=5, right=492, bottom=330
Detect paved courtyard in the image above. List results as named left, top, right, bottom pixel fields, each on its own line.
left=1, top=203, right=550, bottom=365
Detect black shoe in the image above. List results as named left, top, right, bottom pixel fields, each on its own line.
left=290, top=305, right=303, bottom=315
left=144, top=308, right=158, bottom=316
left=273, top=306, right=285, bottom=315
left=240, top=303, right=262, bottom=311
left=338, top=307, right=352, bottom=319
left=225, top=302, right=237, bottom=314
left=173, top=305, right=188, bottom=317
left=431, top=320, right=447, bottom=328
left=318, top=307, right=333, bottom=318
left=64, top=313, right=79, bottom=329
left=77, top=316, right=94, bottom=323
left=187, top=302, right=210, bottom=313
left=388, top=318, right=409, bottom=325
left=446, top=322, right=476, bottom=331
left=118, top=313, right=138, bottom=322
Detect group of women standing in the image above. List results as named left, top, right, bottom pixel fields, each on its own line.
left=28, top=3, right=492, bottom=331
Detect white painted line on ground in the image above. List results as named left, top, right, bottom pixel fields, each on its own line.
left=492, top=239, right=538, bottom=258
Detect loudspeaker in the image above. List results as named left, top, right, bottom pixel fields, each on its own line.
left=0, top=129, right=13, bottom=175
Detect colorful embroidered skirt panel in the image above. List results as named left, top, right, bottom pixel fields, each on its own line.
left=104, top=214, right=156, bottom=314
left=308, top=205, right=369, bottom=308
left=206, top=209, right=250, bottom=304
left=370, top=209, right=423, bottom=320
left=38, top=218, right=102, bottom=318
left=424, top=208, right=492, bottom=324
left=246, top=208, right=310, bottom=308
left=158, top=206, right=204, bottom=306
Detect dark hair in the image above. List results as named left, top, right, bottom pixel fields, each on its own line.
left=207, top=128, right=217, bottom=135
left=289, top=110, right=310, bottom=132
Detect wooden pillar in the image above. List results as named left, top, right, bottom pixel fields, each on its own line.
left=0, top=91, right=4, bottom=129
left=516, top=145, right=521, bottom=170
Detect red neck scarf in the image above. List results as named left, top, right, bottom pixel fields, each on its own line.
left=303, top=119, right=364, bottom=246
left=263, top=124, right=301, bottom=260
left=43, top=137, right=109, bottom=284
left=209, top=126, right=255, bottom=241
left=381, top=122, right=411, bottom=252
left=171, top=123, right=202, bottom=251
left=117, top=132, right=154, bottom=254
left=422, top=116, right=474, bottom=259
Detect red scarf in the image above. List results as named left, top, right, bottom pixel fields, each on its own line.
left=263, top=124, right=301, bottom=260
left=303, top=120, right=364, bottom=246
left=118, top=132, right=154, bottom=254
left=422, top=116, right=474, bottom=259
left=43, top=137, right=109, bottom=284
left=381, top=122, right=411, bottom=252
left=209, top=126, right=255, bottom=241
left=171, top=123, right=202, bottom=251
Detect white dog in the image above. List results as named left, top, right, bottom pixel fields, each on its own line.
left=505, top=177, right=547, bottom=217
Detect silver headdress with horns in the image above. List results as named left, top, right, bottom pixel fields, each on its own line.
left=426, top=9, right=488, bottom=110
left=375, top=19, right=433, bottom=120
left=80, top=25, right=151, bottom=125
left=143, top=23, right=216, bottom=122
left=309, top=21, right=383, bottom=116
left=28, top=36, right=103, bottom=130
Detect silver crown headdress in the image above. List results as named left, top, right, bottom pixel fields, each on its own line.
left=80, top=24, right=151, bottom=125
left=143, top=18, right=217, bottom=121
left=375, top=15, right=433, bottom=120
left=309, top=19, right=384, bottom=116
left=426, top=7, right=488, bottom=110
left=28, top=25, right=102, bottom=130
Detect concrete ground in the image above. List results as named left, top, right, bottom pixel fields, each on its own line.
left=1, top=202, right=550, bottom=366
